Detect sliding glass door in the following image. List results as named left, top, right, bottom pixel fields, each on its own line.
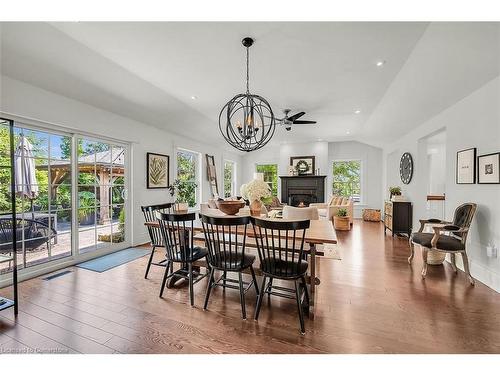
left=0, top=117, right=130, bottom=275
left=77, top=137, right=127, bottom=254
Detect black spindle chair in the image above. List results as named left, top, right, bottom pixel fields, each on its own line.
left=156, top=211, right=209, bottom=306
left=251, top=217, right=311, bottom=334
left=141, top=203, right=173, bottom=279
left=200, top=214, right=259, bottom=320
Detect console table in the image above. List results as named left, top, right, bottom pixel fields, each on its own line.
left=384, top=200, right=412, bottom=237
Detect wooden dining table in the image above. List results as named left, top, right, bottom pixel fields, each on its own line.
left=144, top=216, right=337, bottom=319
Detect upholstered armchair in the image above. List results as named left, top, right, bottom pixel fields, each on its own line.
left=310, top=196, right=354, bottom=224
left=409, top=203, right=477, bottom=285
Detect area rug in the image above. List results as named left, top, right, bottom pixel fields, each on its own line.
left=76, top=247, right=150, bottom=272
left=318, top=244, right=342, bottom=260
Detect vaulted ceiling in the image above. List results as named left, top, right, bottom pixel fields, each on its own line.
left=1, top=22, right=499, bottom=149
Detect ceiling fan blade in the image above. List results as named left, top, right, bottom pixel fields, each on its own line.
left=292, top=120, right=317, bottom=124
left=286, top=111, right=306, bottom=122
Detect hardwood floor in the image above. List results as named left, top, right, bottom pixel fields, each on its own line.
left=1, top=219, right=499, bottom=354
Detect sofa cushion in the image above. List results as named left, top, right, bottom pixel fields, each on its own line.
left=411, top=232, right=465, bottom=251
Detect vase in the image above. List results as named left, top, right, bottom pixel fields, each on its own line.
left=250, top=200, right=262, bottom=217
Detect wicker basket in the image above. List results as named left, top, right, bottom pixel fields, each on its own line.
left=362, top=209, right=381, bottom=222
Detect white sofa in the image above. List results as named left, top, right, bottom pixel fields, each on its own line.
left=310, top=196, right=354, bottom=225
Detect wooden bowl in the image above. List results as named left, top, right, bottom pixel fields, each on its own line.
left=216, top=200, right=245, bottom=215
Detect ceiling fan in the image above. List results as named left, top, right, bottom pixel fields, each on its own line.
left=276, top=109, right=317, bottom=131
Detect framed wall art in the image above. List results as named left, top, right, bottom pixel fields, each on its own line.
left=290, top=156, right=315, bottom=175
left=456, top=148, right=476, bottom=184
left=478, top=152, right=500, bottom=184
left=146, top=152, right=169, bottom=189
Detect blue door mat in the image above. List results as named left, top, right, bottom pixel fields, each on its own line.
left=76, top=248, right=150, bottom=272
left=0, top=297, right=15, bottom=312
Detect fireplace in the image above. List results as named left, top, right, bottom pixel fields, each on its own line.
left=280, top=175, right=326, bottom=207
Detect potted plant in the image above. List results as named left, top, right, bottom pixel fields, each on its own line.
left=333, top=208, right=351, bottom=231
left=168, top=179, right=197, bottom=213
left=389, top=186, right=402, bottom=201
left=78, top=191, right=96, bottom=225
left=240, top=179, right=271, bottom=216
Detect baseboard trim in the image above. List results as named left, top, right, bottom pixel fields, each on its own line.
left=446, top=255, right=500, bottom=293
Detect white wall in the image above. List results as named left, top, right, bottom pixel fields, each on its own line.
left=384, top=76, right=500, bottom=292
left=241, top=140, right=383, bottom=218
left=0, top=76, right=243, bottom=246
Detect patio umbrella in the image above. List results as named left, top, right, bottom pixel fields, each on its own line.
left=14, top=135, right=39, bottom=212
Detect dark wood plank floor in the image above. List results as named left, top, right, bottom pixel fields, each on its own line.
left=1, top=220, right=499, bottom=353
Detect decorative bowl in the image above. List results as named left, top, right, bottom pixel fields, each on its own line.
left=216, top=200, right=245, bottom=215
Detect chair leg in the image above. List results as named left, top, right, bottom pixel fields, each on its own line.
left=145, top=246, right=156, bottom=279
left=254, top=275, right=267, bottom=321
left=294, top=280, right=306, bottom=335
left=222, top=271, right=227, bottom=290
left=301, top=275, right=310, bottom=307
left=238, top=272, right=247, bottom=320
left=188, top=262, right=194, bottom=306
left=250, top=266, right=259, bottom=295
left=267, top=277, right=273, bottom=301
left=461, top=252, right=475, bottom=286
left=450, top=253, right=458, bottom=273
left=203, top=267, right=215, bottom=310
left=408, top=239, right=415, bottom=264
left=421, top=248, right=429, bottom=278
left=159, top=260, right=171, bottom=297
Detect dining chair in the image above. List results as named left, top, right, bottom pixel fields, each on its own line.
left=141, top=203, right=173, bottom=279
left=199, top=214, right=259, bottom=320
left=251, top=217, right=311, bottom=334
left=409, top=202, right=477, bottom=285
left=156, top=211, right=209, bottom=306
left=282, top=205, right=319, bottom=220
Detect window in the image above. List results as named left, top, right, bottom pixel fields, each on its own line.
left=224, top=160, right=236, bottom=198
left=332, top=160, right=361, bottom=203
left=176, top=148, right=200, bottom=208
left=255, top=164, right=278, bottom=196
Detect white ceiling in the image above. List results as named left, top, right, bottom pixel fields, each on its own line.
left=1, top=22, right=499, bottom=150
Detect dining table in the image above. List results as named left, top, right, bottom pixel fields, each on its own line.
left=144, top=215, right=337, bottom=319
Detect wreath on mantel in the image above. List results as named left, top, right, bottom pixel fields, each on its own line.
left=295, top=160, right=310, bottom=175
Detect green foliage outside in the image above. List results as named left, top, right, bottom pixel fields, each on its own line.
left=224, top=162, right=233, bottom=198
left=175, top=150, right=198, bottom=207
left=332, top=160, right=361, bottom=202
left=256, top=164, right=278, bottom=197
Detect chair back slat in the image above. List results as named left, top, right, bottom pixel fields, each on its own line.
left=156, top=211, right=196, bottom=262
left=141, top=203, right=173, bottom=247
left=251, top=217, right=310, bottom=277
left=200, top=214, right=250, bottom=271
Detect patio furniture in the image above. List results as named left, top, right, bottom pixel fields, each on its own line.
left=200, top=214, right=259, bottom=319
left=141, top=203, right=173, bottom=279
left=0, top=218, right=57, bottom=255
left=251, top=217, right=311, bottom=334
left=409, top=202, right=477, bottom=285
left=156, top=211, right=209, bottom=306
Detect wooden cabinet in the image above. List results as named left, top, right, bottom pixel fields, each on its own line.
left=384, top=200, right=412, bottom=237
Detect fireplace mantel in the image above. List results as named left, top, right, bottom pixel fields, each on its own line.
left=279, top=175, right=327, bottom=206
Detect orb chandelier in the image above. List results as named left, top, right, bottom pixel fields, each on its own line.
left=219, top=37, right=276, bottom=152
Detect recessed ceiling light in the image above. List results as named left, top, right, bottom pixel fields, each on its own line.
left=376, top=60, right=386, bottom=67
left=354, top=110, right=361, bottom=114
left=317, top=138, right=323, bottom=142
left=346, top=131, right=351, bottom=135
left=191, top=95, right=198, bottom=100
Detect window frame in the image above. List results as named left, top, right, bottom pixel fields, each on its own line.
left=223, top=159, right=237, bottom=198
left=255, top=163, right=278, bottom=197
left=175, top=147, right=202, bottom=209
left=332, top=159, right=363, bottom=204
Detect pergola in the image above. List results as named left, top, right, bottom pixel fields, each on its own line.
left=38, top=149, right=125, bottom=224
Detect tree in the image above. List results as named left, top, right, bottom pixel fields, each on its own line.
left=332, top=160, right=361, bottom=200
left=256, top=164, right=278, bottom=196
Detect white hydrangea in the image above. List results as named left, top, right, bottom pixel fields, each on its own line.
left=241, top=179, right=271, bottom=202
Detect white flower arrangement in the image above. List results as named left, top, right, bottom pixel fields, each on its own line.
left=240, top=179, right=271, bottom=202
